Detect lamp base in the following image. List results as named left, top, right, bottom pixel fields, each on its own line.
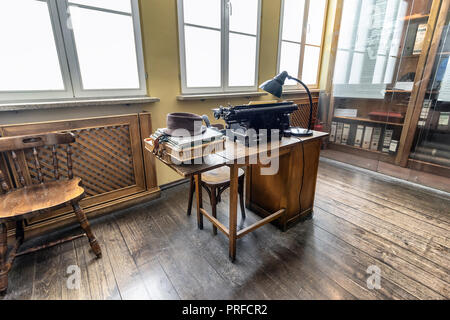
left=287, top=127, right=313, bottom=137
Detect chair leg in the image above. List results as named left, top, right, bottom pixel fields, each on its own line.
left=0, top=223, right=8, bottom=295
left=187, top=176, right=195, bottom=216
left=238, top=176, right=246, bottom=221
left=72, top=202, right=102, bottom=258
left=16, top=220, right=24, bottom=245
left=210, top=186, right=218, bottom=236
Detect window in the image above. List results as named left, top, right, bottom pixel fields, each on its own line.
left=277, top=0, right=328, bottom=88
left=177, top=0, right=261, bottom=94
left=333, top=0, right=408, bottom=99
left=0, top=0, right=146, bottom=103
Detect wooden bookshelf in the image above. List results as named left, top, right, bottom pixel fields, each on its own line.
left=324, top=0, right=446, bottom=179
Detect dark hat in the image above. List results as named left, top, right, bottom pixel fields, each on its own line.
left=163, top=112, right=206, bottom=136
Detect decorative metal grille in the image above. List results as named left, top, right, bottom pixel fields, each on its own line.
left=24, top=125, right=136, bottom=197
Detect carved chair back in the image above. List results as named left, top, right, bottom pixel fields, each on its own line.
left=0, top=132, right=76, bottom=193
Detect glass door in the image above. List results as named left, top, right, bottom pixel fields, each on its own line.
left=409, top=5, right=450, bottom=173
left=328, top=0, right=435, bottom=164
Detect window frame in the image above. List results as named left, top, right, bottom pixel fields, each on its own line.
left=277, top=0, right=328, bottom=90
left=0, top=0, right=74, bottom=102
left=177, top=0, right=262, bottom=95
left=0, top=0, right=147, bottom=103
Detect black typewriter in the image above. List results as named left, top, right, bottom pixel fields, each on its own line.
left=213, top=101, right=298, bottom=146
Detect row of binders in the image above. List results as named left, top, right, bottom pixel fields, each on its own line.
left=330, top=122, right=399, bottom=153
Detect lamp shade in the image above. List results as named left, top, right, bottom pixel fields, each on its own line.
left=259, top=71, right=289, bottom=98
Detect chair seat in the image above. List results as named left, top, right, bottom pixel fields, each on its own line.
left=0, top=177, right=84, bottom=222
left=202, top=167, right=245, bottom=186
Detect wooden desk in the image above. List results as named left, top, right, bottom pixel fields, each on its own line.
left=145, top=130, right=328, bottom=261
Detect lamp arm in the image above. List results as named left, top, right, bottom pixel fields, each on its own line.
left=287, top=75, right=313, bottom=132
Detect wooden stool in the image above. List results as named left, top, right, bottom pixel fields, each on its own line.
left=0, top=132, right=102, bottom=295
left=187, top=167, right=246, bottom=235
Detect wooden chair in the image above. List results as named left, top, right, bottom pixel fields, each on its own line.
left=0, top=132, right=101, bottom=294
left=187, top=167, right=246, bottom=235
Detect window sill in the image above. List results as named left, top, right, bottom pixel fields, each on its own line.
left=281, top=89, right=321, bottom=97
left=0, top=96, right=160, bottom=112
left=176, top=91, right=267, bottom=101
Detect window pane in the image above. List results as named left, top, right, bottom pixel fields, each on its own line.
left=389, top=0, right=408, bottom=57
left=69, top=5, right=140, bottom=90
left=0, top=0, right=64, bottom=91
left=69, top=0, right=131, bottom=13
left=377, top=0, right=400, bottom=55
left=305, top=0, right=326, bottom=46
left=349, top=52, right=364, bottom=84
left=229, top=34, right=256, bottom=87
left=185, top=26, right=221, bottom=87
left=183, top=0, right=221, bottom=29
left=281, top=0, right=305, bottom=42
left=372, top=55, right=387, bottom=84
left=333, top=50, right=349, bottom=84
left=384, top=57, right=397, bottom=84
left=279, top=41, right=301, bottom=85
left=337, top=0, right=359, bottom=50
left=354, top=0, right=373, bottom=51
left=229, top=0, right=259, bottom=35
left=302, top=45, right=320, bottom=85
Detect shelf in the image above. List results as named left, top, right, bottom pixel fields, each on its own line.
left=402, top=55, right=421, bottom=59
left=328, top=143, right=396, bottom=164
left=330, top=142, right=388, bottom=155
left=333, top=116, right=404, bottom=126
left=403, top=13, right=429, bottom=21
left=385, top=89, right=412, bottom=93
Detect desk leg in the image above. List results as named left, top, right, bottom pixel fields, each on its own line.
left=228, top=165, right=238, bottom=262
left=194, top=174, right=203, bottom=230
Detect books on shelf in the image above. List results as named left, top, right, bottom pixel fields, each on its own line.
left=418, top=100, right=432, bottom=127
left=330, top=122, right=337, bottom=142
left=382, top=129, right=394, bottom=153
left=354, top=125, right=364, bottom=147
left=341, top=123, right=351, bottom=144
left=389, top=140, right=399, bottom=154
left=362, top=126, right=374, bottom=149
left=413, top=23, right=427, bottom=55
left=334, top=108, right=358, bottom=117
left=370, top=127, right=382, bottom=151
left=438, top=112, right=450, bottom=131
left=335, top=122, right=344, bottom=144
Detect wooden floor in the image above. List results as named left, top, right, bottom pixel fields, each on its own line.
left=1, top=159, right=449, bottom=300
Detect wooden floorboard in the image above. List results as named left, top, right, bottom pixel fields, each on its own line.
left=1, top=159, right=449, bottom=300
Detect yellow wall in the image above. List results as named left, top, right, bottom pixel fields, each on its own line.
left=0, top=0, right=335, bottom=186
left=138, top=0, right=283, bottom=184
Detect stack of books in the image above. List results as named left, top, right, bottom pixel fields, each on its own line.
left=330, top=121, right=398, bottom=154
left=145, top=127, right=225, bottom=164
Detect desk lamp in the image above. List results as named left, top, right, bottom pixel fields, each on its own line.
left=259, top=71, right=314, bottom=137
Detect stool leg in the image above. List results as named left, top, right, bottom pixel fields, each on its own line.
left=0, top=223, right=8, bottom=295
left=72, top=202, right=102, bottom=258
left=238, top=176, right=246, bottom=221
left=187, top=176, right=195, bottom=216
left=211, top=186, right=218, bottom=235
